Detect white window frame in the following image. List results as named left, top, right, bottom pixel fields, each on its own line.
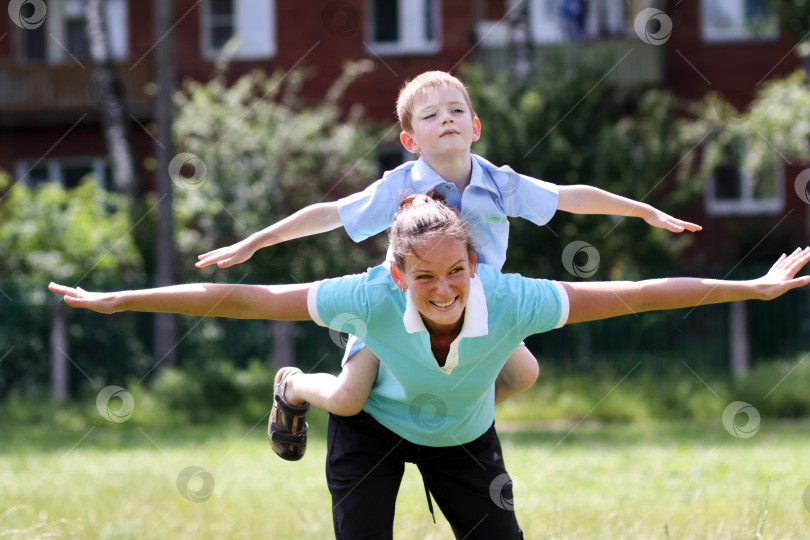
left=14, top=157, right=111, bottom=191
left=705, top=153, right=784, bottom=216
left=366, top=0, right=441, bottom=56
left=201, top=0, right=276, bottom=61
left=20, top=0, right=129, bottom=63
left=701, top=0, right=778, bottom=43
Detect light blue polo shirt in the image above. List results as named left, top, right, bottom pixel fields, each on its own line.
left=307, top=263, right=569, bottom=447
left=337, top=154, right=559, bottom=270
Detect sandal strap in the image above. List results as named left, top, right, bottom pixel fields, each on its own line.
left=274, top=392, right=310, bottom=416
left=270, top=423, right=307, bottom=446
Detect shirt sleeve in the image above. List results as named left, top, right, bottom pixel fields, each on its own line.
left=512, top=274, right=569, bottom=335
left=306, top=272, right=373, bottom=338
left=498, top=167, right=559, bottom=227
left=337, top=175, right=399, bottom=243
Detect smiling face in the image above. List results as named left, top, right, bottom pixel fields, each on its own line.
left=400, top=84, right=481, bottom=160
left=391, top=235, right=477, bottom=335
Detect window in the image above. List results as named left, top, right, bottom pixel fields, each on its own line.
left=528, top=0, right=629, bottom=43
left=15, top=158, right=113, bottom=191
left=367, top=0, right=440, bottom=56
left=202, top=0, right=276, bottom=60
left=17, top=0, right=129, bottom=63
left=705, top=146, right=783, bottom=215
left=701, top=0, right=778, bottom=42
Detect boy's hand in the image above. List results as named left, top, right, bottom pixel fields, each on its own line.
left=196, top=240, right=256, bottom=269
left=49, top=283, right=119, bottom=314
left=644, top=207, right=702, bottom=233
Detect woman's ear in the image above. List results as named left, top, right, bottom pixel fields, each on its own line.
left=400, top=130, right=419, bottom=154
left=390, top=261, right=407, bottom=291
left=469, top=250, right=478, bottom=277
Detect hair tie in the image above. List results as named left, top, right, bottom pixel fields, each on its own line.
left=412, top=194, right=431, bottom=206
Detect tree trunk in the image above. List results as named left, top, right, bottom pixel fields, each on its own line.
left=729, top=301, right=750, bottom=378
left=272, top=321, right=295, bottom=369
left=153, top=0, right=178, bottom=369
left=84, top=0, right=140, bottom=203
left=50, top=302, right=68, bottom=402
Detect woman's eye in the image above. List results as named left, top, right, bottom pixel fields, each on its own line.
left=450, top=267, right=463, bottom=274
left=417, top=274, right=432, bottom=280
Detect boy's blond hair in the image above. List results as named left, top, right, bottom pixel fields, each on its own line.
left=396, top=71, right=476, bottom=133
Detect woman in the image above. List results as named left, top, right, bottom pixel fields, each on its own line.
left=49, top=194, right=810, bottom=539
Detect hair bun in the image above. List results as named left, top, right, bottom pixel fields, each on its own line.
left=412, top=194, right=431, bottom=206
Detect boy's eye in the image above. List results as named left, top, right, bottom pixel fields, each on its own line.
left=423, top=113, right=436, bottom=119
left=453, top=108, right=464, bottom=113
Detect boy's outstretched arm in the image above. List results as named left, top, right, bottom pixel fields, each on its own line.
left=562, top=247, right=810, bottom=325
left=556, top=185, right=701, bottom=233
left=196, top=202, right=342, bottom=268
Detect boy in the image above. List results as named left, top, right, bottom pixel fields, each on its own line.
left=196, top=71, right=700, bottom=460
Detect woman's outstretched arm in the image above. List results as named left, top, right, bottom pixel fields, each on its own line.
left=562, top=247, right=810, bottom=325
left=48, top=282, right=313, bottom=321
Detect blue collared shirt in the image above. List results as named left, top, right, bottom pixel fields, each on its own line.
left=337, top=154, right=559, bottom=269
left=307, top=263, right=569, bottom=446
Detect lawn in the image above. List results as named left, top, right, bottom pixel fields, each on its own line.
left=2, top=410, right=810, bottom=539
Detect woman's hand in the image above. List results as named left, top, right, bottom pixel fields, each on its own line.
left=48, top=283, right=120, bottom=314
left=751, top=247, right=810, bottom=300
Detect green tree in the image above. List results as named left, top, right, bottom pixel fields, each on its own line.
left=462, top=63, right=701, bottom=281
left=173, top=62, right=386, bottom=368
left=0, top=174, right=141, bottom=401
left=688, top=70, right=810, bottom=184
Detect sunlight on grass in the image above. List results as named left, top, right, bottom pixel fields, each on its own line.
left=2, top=417, right=810, bottom=539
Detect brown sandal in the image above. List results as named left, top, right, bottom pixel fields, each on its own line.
left=268, top=367, right=310, bottom=461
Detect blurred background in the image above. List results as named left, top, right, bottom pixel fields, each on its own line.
left=1, top=0, right=810, bottom=421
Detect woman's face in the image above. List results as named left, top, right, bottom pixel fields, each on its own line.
left=391, top=236, right=476, bottom=334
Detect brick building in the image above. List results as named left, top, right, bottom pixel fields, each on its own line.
left=0, top=0, right=806, bottom=263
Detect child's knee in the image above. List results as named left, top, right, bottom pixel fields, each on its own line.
left=329, top=387, right=367, bottom=416
left=511, top=360, right=539, bottom=391
left=506, top=348, right=540, bottom=391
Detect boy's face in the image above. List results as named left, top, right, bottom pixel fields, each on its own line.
left=401, top=85, right=481, bottom=161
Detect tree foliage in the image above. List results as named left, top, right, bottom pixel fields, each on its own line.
left=173, top=61, right=386, bottom=283
left=767, top=0, right=810, bottom=48
left=687, top=70, right=810, bottom=182
left=0, top=174, right=142, bottom=293
left=462, top=63, right=702, bottom=280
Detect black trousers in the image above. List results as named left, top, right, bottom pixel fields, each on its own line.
left=326, top=411, right=524, bottom=540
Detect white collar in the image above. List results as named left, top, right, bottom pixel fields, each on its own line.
left=401, top=274, right=489, bottom=373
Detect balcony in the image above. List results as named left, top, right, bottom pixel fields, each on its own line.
left=0, top=59, right=152, bottom=124
left=473, top=22, right=664, bottom=88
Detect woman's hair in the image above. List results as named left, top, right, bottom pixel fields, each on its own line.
left=396, top=71, right=476, bottom=133
left=388, top=191, right=476, bottom=271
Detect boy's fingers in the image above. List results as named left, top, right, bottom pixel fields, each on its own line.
left=49, top=283, right=75, bottom=296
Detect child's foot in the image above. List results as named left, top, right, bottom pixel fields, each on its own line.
left=268, top=367, right=310, bottom=461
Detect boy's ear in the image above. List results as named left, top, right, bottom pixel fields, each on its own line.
left=471, top=117, right=481, bottom=142
left=400, top=131, right=420, bottom=154
left=390, top=261, right=407, bottom=291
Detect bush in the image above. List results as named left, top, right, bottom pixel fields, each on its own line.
left=732, top=358, right=810, bottom=418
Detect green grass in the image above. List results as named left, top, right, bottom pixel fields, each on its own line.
left=2, top=411, right=810, bottom=539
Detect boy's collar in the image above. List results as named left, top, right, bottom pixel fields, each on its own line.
left=414, top=155, right=500, bottom=196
